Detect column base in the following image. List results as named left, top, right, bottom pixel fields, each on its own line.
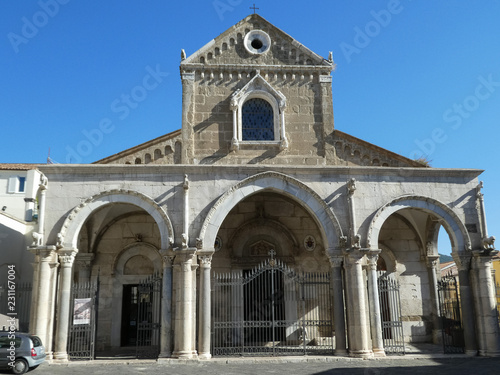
left=172, top=350, right=198, bottom=359
left=372, top=348, right=386, bottom=357
left=198, top=352, right=212, bottom=360
left=465, top=349, right=478, bottom=356
left=52, top=352, right=69, bottom=362
left=349, top=349, right=373, bottom=358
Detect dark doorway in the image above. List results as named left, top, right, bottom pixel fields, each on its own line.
left=121, top=285, right=139, bottom=346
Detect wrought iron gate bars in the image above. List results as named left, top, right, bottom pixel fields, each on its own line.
left=437, top=274, right=465, bottom=354
left=68, top=280, right=99, bottom=360
left=377, top=273, right=405, bottom=354
left=135, top=272, right=162, bottom=359
left=211, top=257, right=334, bottom=357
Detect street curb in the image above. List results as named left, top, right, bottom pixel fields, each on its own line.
left=43, top=353, right=478, bottom=366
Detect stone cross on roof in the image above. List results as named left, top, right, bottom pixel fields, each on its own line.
left=250, top=4, right=259, bottom=13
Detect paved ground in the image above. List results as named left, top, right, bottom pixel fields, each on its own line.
left=4, top=356, right=499, bottom=375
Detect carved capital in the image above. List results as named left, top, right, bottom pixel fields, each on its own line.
left=426, top=255, right=439, bottom=269
left=58, top=249, right=77, bottom=266
left=328, top=255, right=343, bottom=268
left=199, top=255, right=212, bottom=268
left=75, top=253, right=94, bottom=269
left=366, top=250, right=380, bottom=271
left=452, top=254, right=471, bottom=271
left=344, top=248, right=367, bottom=267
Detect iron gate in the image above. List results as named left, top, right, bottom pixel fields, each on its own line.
left=0, top=282, right=32, bottom=332
left=135, top=273, right=162, bottom=359
left=68, top=280, right=99, bottom=360
left=437, top=274, right=464, bottom=353
left=377, top=273, right=405, bottom=354
left=211, top=255, right=333, bottom=356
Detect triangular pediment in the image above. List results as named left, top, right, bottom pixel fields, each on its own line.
left=230, top=73, right=286, bottom=108
left=182, top=14, right=333, bottom=69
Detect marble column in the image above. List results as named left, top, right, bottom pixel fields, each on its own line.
left=329, top=255, right=347, bottom=355
left=453, top=254, right=478, bottom=356
left=30, top=246, right=56, bottom=354
left=426, top=254, right=442, bottom=344
left=159, top=252, right=174, bottom=358
left=344, top=249, right=372, bottom=358
left=366, top=251, right=385, bottom=357
left=472, top=250, right=500, bottom=356
left=173, top=250, right=197, bottom=358
left=198, top=252, right=213, bottom=359
left=53, top=248, right=77, bottom=362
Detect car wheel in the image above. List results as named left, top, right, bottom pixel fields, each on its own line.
left=11, top=358, right=28, bottom=374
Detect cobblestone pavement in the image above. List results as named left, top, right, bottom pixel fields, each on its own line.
left=4, top=356, right=499, bottom=375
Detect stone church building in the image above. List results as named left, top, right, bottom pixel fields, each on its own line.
left=27, top=14, right=499, bottom=361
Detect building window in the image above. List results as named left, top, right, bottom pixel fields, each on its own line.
left=7, top=176, right=26, bottom=194
left=229, top=73, right=288, bottom=151
left=242, top=98, right=274, bottom=141
left=18, top=177, right=25, bottom=192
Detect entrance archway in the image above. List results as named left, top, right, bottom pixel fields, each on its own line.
left=210, top=190, right=335, bottom=356
left=366, top=195, right=471, bottom=348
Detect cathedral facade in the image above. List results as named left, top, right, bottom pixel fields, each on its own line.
left=26, top=14, right=499, bottom=360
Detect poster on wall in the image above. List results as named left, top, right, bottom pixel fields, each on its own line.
left=73, top=298, right=92, bottom=325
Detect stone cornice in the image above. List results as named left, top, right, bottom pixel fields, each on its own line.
left=180, top=63, right=333, bottom=73
left=38, top=164, right=483, bottom=180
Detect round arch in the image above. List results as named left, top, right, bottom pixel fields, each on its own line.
left=198, top=171, right=344, bottom=256
left=366, top=195, right=471, bottom=254
left=57, top=189, right=174, bottom=251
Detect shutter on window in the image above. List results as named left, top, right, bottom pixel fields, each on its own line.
left=7, top=176, right=17, bottom=193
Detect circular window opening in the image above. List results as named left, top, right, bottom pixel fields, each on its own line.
left=244, top=30, right=271, bottom=55
left=251, top=39, right=263, bottom=50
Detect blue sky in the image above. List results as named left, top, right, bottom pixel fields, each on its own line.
left=1, top=1, right=500, bottom=254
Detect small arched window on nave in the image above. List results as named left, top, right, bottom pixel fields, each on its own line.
left=241, top=98, right=274, bottom=141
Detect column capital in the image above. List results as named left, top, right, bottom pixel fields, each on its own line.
left=471, top=249, right=498, bottom=268
left=328, top=255, right=343, bottom=268
left=197, top=250, right=214, bottom=268
left=426, top=254, right=440, bottom=269
left=160, top=248, right=176, bottom=267
left=174, top=249, right=197, bottom=271
left=75, top=253, right=94, bottom=268
left=366, top=250, right=381, bottom=271
left=57, top=249, right=77, bottom=266
left=452, top=253, right=472, bottom=271
left=344, top=248, right=368, bottom=267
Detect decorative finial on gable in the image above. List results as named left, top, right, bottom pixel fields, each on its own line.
left=181, top=49, right=186, bottom=61
left=328, top=51, right=333, bottom=63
